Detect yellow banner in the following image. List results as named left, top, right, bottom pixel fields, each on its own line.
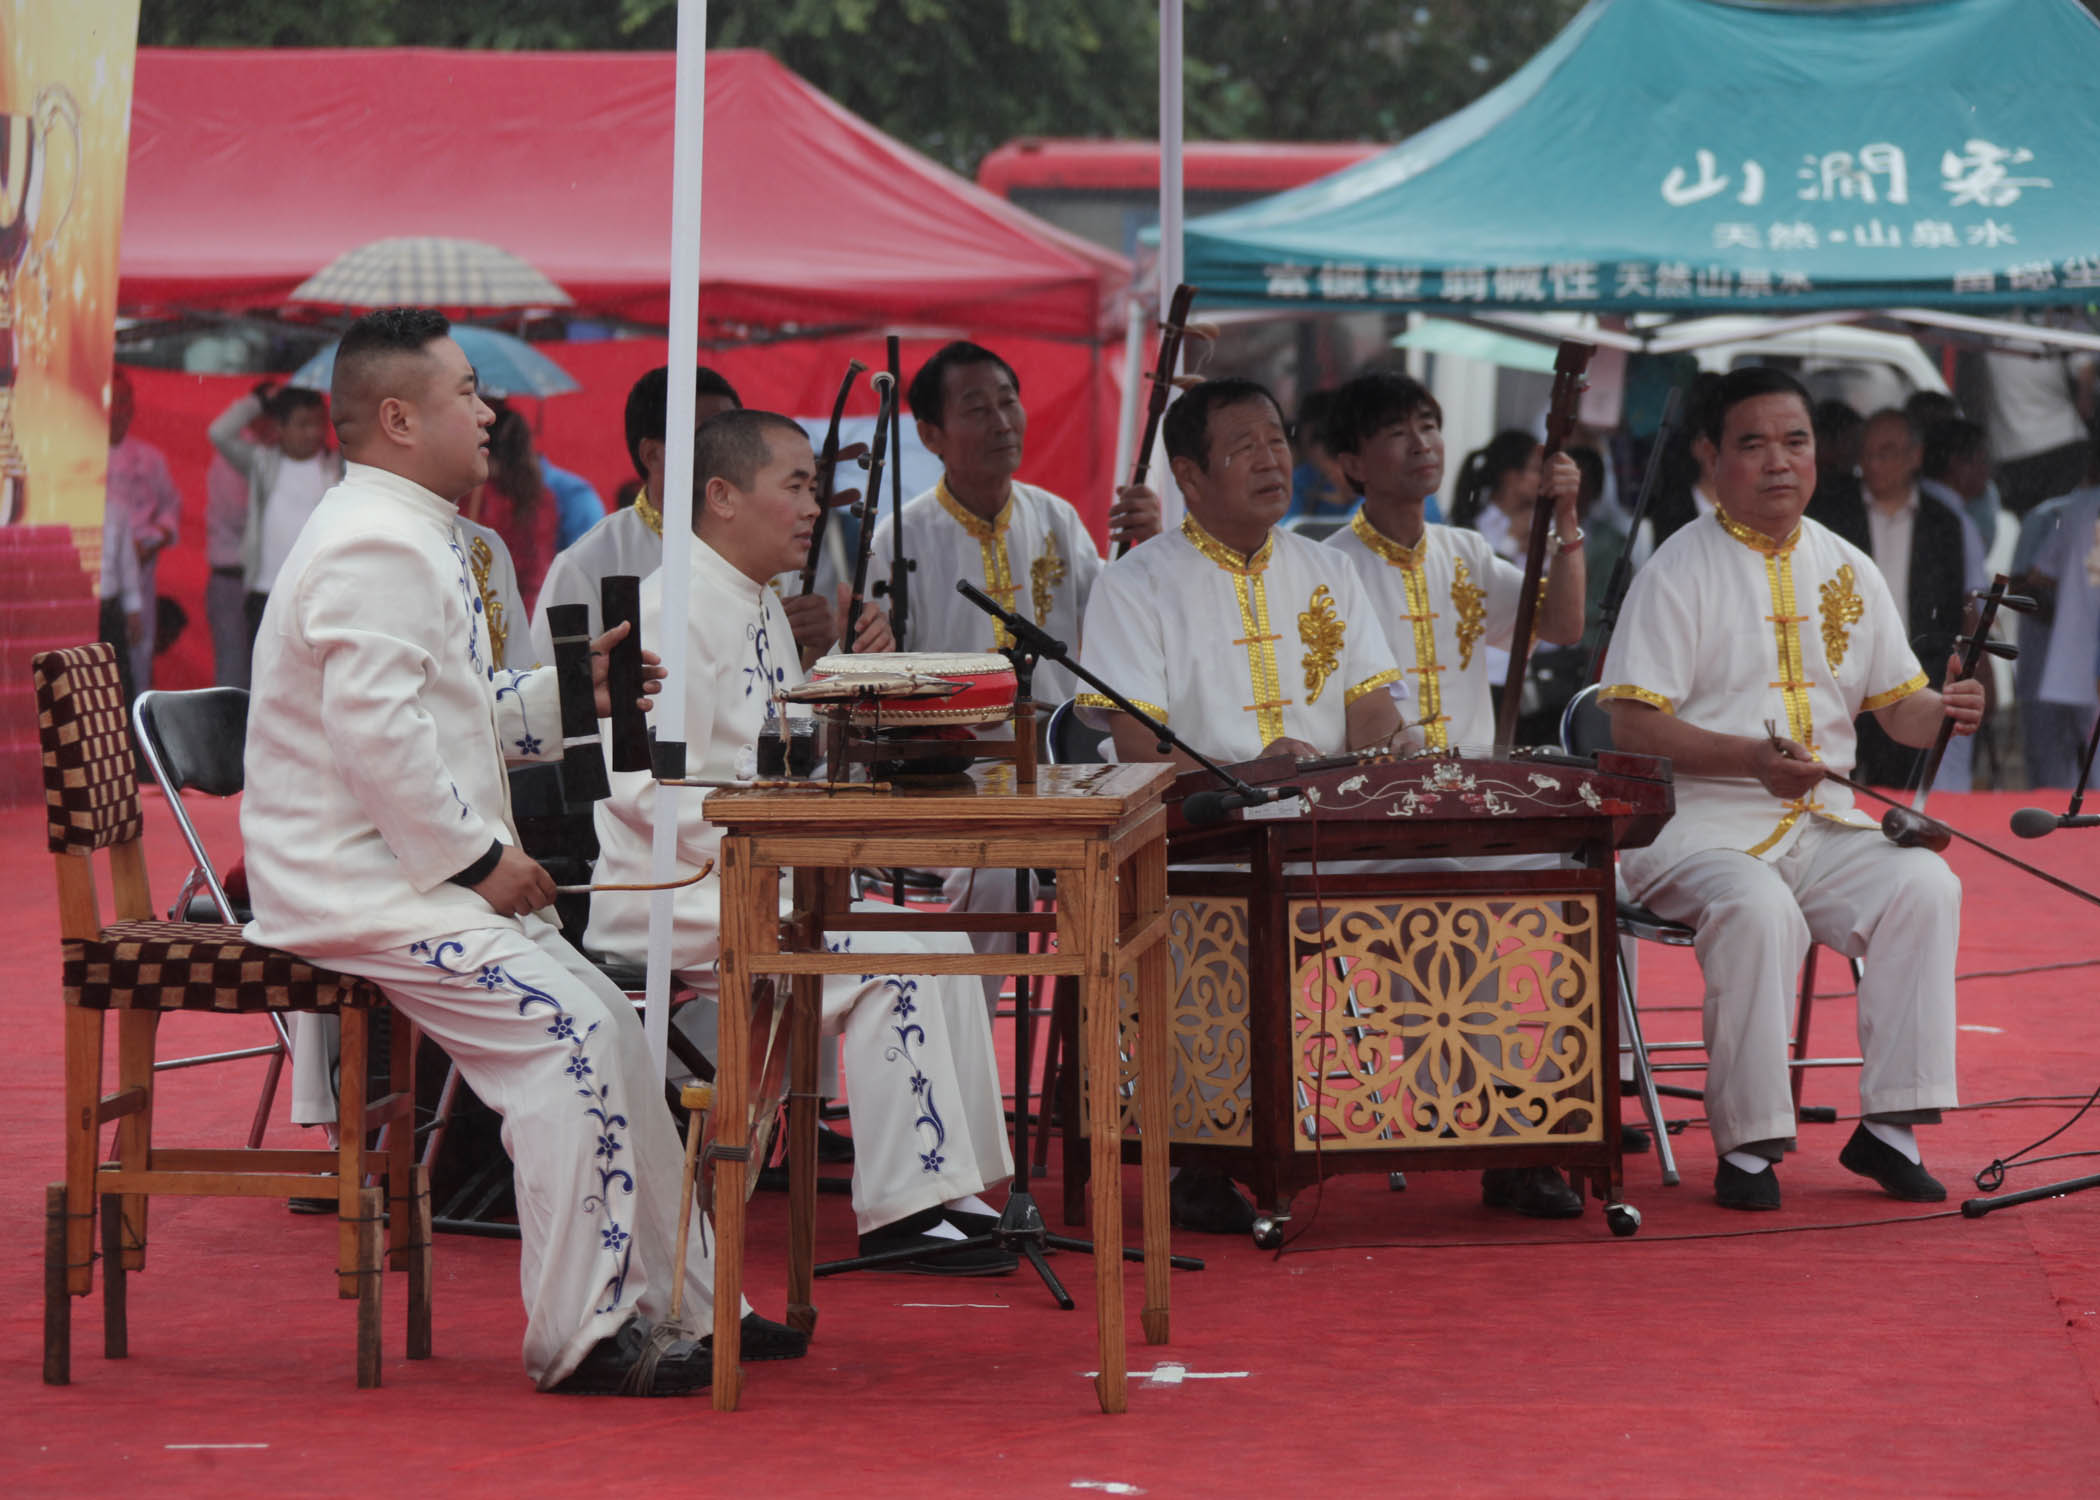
left=1, top=1, right=140, bottom=547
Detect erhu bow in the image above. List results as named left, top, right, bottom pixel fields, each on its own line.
left=798, top=359, right=867, bottom=597
left=1117, top=282, right=1201, bottom=559
left=842, top=370, right=899, bottom=651
left=1495, top=338, right=1596, bottom=751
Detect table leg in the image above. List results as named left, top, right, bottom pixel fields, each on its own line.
left=784, top=868, right=831, bottom=1336
left=1132, top=835, right=1172, bottom=1347
left=1075, top=844, right=1127, bottom=1414
left=711, top=838, right=756, bottom=1413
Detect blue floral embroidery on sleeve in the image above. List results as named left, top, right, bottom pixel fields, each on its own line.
left=494, top=670, right=543, bottom=757
left=414, top=939, right=636, bottom=1313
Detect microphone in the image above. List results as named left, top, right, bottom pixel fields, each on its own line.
left=2012, top=807, right=2100, bottom=838
left=1183, top=786, right=1291, bottom=826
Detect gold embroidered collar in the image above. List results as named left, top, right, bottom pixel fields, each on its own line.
left=1715, top=504, right=1801, bottom=556
left=935, top=477, right=1014, bottom=541
left=1181, top=515, right=1274, bottom=576
left=633, top=489, right=663, bottom=537
left=1349, top=510, right=1428, bottom=568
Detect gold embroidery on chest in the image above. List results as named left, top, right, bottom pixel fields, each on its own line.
left=1031, top=527, right=1066, bottom=622
left=1451, top=560, right=1487, bottom=670
left=469, top=536, right=507, bottom=665
left=1819, top=564, right=1864, bottom=668
left=1298, top=584, right=1345, bottom=703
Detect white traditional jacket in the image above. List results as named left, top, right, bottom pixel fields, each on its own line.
left=242, top=462, right=563, bottom=957
left=1325, top=513, right=1525, bottom=753
left=870, top=478, right=1103, bottom=705
left=528, top=499, right=664, bottom=664
left=1600, top=509, right=1928, bottom=895
left=587, top=533, right=804, bottom=974
left=1077, top=515, right=1406, bottom=763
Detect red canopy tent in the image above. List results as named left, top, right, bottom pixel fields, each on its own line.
left=117, top=47, right=1133, bottom=692
left=121, top=47, right=1129, bottom=340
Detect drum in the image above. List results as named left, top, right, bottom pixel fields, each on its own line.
left=802, top=650, right=1017, bottom=727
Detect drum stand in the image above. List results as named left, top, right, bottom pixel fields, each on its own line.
left=814, top=639, right=1202, bottom=1300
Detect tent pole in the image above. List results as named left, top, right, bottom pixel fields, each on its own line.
left=643, top=0, right=708, bottom=1085
left=1158, top=0, right=1185, bottom=304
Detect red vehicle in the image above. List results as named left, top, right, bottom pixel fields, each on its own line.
left=977, top=138, right=1380, bottom=258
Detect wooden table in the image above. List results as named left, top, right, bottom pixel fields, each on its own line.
left=703, top=761, right=1178, bottom=1413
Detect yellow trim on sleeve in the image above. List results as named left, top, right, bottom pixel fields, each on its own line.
left=1075, top=691, right=1166, bottom=723
left=1598, top=684, right=1674, bottom=715
left=1860, top=672, right=1929, bottom=714
left=1344, top=669, right=1405, bottom=707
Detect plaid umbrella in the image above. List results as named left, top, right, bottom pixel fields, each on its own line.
left=288, top=237, right=573, bottom=311
left=286, top=324, right=581, bottom=400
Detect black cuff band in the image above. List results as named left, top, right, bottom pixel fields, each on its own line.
left=447, top=838, right=506, bottom=889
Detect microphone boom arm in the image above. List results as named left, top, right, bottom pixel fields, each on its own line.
left=952, top=578, right=1265, bottom=801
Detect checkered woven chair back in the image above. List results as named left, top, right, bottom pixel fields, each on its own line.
left=33, top=642, right=144, bottom=855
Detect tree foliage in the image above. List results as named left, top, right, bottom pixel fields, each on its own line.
left=134, top=0, right=2100, bottom=174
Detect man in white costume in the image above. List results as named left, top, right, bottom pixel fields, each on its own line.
left=1076, top=376, right=1410, bottom=1232
left=243, top=307, right=775, bottom=1397
left=587, top=408, right=1016, bottom=1273
left=1319, top=367, right=1601, bottom=1220
left=1601, top=366, right=1984, bottom=1210
left=868, top=341, right=1163, bottom=1008
left=1323, top=369, right=1585, bottom=756
left=279, top=514, right=538, bottom=1162
left=530, top=366, right=844, bottom=673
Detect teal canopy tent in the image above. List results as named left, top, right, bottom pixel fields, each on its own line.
left=1182, top=0, right=2100, bottom=317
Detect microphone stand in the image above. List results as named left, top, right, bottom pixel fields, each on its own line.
left=953, top=579, right=1281, bottom=807
left=1965, top=674, right=2100, bottom=1219
left=814, top=577, right=1207, bottom=1294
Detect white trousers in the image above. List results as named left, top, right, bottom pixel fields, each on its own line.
left=939, top=865, right=1019, bottom=1016
left=683, top=905, right=1013, bottom=1235
left=1639, top=820, right=1960, bottom=1156
left=326, top=922, right=729, bottom=1390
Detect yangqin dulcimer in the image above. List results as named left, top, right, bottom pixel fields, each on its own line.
left=1067, top=747, right=1674, bottom=1243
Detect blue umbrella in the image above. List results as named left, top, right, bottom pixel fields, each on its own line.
left=287, top=324, right=580, bottom=400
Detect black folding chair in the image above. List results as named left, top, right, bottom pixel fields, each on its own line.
left=132, top=688, right=290, bottom=1150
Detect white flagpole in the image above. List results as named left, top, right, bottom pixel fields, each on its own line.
left=643, top=0, right=708, bottom=1082
left=1152, top=0, right=1187, bottom=528
left=1159, top=0, right=1185, bottom=304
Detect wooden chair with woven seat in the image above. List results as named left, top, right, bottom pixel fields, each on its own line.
left=36, top=641, right=430, bottom=1389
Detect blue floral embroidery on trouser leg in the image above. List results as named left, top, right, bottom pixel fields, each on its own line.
left=413, top=938, right=636, bottom=1311
left=869, top=973, right=947, bottom=1174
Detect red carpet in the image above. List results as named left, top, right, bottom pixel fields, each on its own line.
left=7, top=789, right=2100, bottom=1498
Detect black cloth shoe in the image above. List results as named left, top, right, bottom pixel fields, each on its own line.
left=940, top=1204, right=1000, bottom=1236
left=1838, top=1124, right=1947, bottom=1202
left=1169, top=1169, right=1257, bottom=1235
left=1621, top=1122, right=1652, bottom=1155
left=287, top=1195, right=335, bottom=1215
left=858, top=1207, right=1017, bottom=1275
left=550, top=1314, right=711, bottom=1396
left=1480, top=1166, right=1584, bottom=1219
left=702, top=1311, right=807, bottom=1363
left=1714, top=1158, right=1782, bottom=1210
